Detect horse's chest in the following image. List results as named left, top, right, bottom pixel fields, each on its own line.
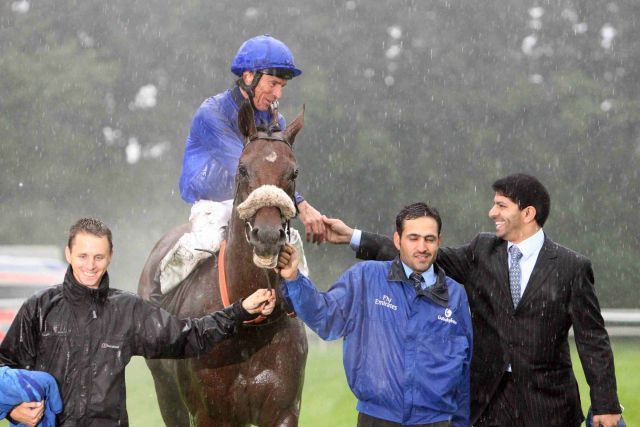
left=187, top=322, right=307, bottom=411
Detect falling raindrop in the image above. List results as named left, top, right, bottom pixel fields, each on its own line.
left=528, top=74, right=544, bottom=84
left=600, top=24, right=617, bottom=49
left=387, top=25, right=402, bottom=40
left=528, top=6, right=544, bottom=19
left=131, top=84, right=158, bottom=110
left=11, top=0, right=29, bottom=13
left=126, top=138, right=141, bottom=164
left=521, top=35, right=537, bottom=55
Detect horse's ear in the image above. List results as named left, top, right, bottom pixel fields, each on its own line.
left=238, top=100, right=257, bottom=143
left=284, top=104, right=304, bottom=147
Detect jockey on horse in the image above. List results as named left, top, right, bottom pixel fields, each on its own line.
left=160, top=34, right=325, bottom=293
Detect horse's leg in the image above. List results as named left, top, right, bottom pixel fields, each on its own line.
left=258, top=408, right=300, bottom=427
left=253, top=322, right=307, bottom=427
left=146, top=359, right=190, bottom=427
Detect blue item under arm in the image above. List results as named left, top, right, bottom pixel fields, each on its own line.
left=0, top=367, right=63, bottom=427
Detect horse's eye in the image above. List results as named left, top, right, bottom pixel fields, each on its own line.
left=238, top=165, right=249, bottom=179
left=290, top=168, right=299, bottom=180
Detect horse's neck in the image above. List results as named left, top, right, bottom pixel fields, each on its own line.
left=224, top=213, right=275, bottom=302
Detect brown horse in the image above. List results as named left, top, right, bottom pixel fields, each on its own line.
left=137, top=101, right=308, bottom=427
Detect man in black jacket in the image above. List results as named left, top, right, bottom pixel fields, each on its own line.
left=322, top=174, right=622, bottom=427
left=0, top=217, right=276, bottom=426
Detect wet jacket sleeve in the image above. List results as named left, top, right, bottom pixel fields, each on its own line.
left=452, top=291, right=473, bottom=427
left=281, top=270, right=360, bottom=341
left=569, top=258, right=621, bottom=415
left=356, top=231, right=398, bottom=261
left=133, top=299, right=254, bottom=359
left=179, top=107, right=239, bottom=203
left=0, top=298, right=39, bottom=369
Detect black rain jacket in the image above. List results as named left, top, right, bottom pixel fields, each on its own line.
left=0, top=266, right=253, bottom=426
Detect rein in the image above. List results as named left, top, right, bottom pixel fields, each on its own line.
left=218, top=240, right=267, bottom=325
left=218, top=240, right=295, bottom=326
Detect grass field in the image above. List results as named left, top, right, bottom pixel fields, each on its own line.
left=2, top=337, right=638, bottom=426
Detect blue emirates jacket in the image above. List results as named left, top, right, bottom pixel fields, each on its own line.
left=282, top=258, right=473, bottom=426
left=0, top=367, right=63, bottom=427
left=179, top=86, right=305, bottom=204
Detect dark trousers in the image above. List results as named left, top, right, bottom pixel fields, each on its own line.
left=357, top=412, right=451, bottom=427
left=474, top=373, right=520, bottom=427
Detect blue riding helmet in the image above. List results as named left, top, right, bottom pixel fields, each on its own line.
left=230, top=34, right=302, bottom=79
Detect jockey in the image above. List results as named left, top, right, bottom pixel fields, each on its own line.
left=160, top=35, right=324, bottom=293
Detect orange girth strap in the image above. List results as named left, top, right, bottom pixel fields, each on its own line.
left=218, top=240, right=266, bottom=325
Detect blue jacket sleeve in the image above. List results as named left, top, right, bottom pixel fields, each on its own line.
left=282, top=269, right=360, bottom=341
left=452, top=290, right=473, bottom=427
left=179, top=105, right=241, bottom=203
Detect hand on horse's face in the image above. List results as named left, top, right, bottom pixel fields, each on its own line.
left=321, top=215, right=354, bottom=244
left=242, top=289, right=276, bottom=315
left=277, top=243, right=299, bottom=280
left=297, top=201, right=326, bottom=244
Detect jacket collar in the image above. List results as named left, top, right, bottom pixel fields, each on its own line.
left=62, top=265, right=110, bottom=307
left=387, top=257, right=449, bottom=307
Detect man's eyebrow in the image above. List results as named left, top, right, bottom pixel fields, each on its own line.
left=406, top=233, right=437, bottom=238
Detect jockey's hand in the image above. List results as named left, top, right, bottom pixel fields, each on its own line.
left=322, top=215, right=354, bottom=244
left=9, top=401, right=44, bottom=427
left=593, top=413, right=622, bottom=427
left=276, top=243, right=299, bottom=280
left=242, top=289, right=276, bottom=315
left=298, top=201, right=325, bottom=244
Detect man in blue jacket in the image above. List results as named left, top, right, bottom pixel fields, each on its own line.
left=161, top=34, right=325, bottom=292
left=278, top=203, right=472, bottom=427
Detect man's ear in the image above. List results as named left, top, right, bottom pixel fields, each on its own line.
left=523, top=206, right=537, bottom=224
left=393, top=231, right=401, bottom=250
left=242, top=71, right=255, bottom=86
left=65, top=246, right=72, bottom=264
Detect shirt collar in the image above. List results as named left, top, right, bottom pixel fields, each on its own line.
left=400, top=261, right=436, bottom=288
left=508, top=228, right=544, bottom=261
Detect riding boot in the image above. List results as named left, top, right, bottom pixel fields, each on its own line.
left=159, top=200, right=233, bottom=294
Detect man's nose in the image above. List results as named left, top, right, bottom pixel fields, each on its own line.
left=273, top=85, right=283, bottom=99
left=488, top=206, right=497, bottom=218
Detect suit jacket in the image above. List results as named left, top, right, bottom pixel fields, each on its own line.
left=358, top=231, right=620, bottom=427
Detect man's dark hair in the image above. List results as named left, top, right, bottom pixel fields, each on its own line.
left=68, top=218, right=113, bottom=252
left=492, top=174, right=551, bottom=227
left=396, top=202, right=442, bottom=235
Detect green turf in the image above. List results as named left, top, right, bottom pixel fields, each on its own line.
left=2, top=338, right=638, bottom=426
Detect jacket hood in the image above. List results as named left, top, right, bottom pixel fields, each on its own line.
left=387, top=257, right=449, bottom=307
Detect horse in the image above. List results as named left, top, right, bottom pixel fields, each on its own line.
left=137, top=101, right=308, bottom=427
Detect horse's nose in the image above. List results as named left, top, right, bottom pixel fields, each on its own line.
left=250, top=225, right=286, bottom=246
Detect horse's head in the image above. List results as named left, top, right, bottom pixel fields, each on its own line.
left=235, top=101, right=304, bottom=269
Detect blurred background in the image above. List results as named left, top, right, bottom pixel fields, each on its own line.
left=2, top=0, right=639, bottom=306
left=1, top=0, right=639, bottom=424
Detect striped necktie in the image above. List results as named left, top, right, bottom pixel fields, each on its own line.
left=509, top=245, right=523, bottom=307
left=409, top=272, right=425, bottom=291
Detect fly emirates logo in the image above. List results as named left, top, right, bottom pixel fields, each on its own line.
left=375, top=294, right=398, bottom=311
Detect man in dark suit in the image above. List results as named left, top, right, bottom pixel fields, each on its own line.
left=322, top=173, right=622, bottom=427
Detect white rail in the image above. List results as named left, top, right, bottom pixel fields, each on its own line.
left=601, top=309, right=640, bottom=337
